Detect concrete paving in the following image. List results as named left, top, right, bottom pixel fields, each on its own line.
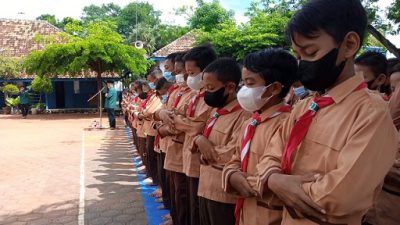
left=0, top=114, right=147, bottom=225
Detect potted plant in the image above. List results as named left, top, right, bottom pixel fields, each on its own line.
left=32, top=103, right=46, bottom=114
left=31, top=76, right=52, bottom=113
left=5, top=97, right=20, bottom=114
left=1, top=84, right=19, bottom=114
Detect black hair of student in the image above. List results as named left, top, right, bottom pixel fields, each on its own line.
left=166, top=52, right=179, bottom=64
left=387, top=58, right=400, bottom=75
left=286, top=0, right=367, bottom=51
left=149, top=69, right=162, bottom=79
left=155, top=77, right=171, bottom=91
left=355, top=51, right=388, bottom=77
left=183, top=43, right=217, bottom=71
left=244, top=48, right=298, bottom=98
left=203, top=57, right=241, bottom=87
left=391, top=63, right=400, bottom=75
left=174, top=52, right=187, bottom=64
left=133, top=80, right=144, bottom=91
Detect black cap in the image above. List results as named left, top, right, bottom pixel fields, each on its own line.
left=106, top=80, right=114, bottom=84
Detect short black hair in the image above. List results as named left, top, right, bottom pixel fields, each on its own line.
left=175, top=52, right=187, bottom=64
left=165, top=52, right=179, bottom=64
left=183, top=43, right=217, bottom=71
left=286, top=0, right=367, bottom=51
left=388, top=58, right=400, bottom=75
left=203, top=57, right=241, bottom=87
left=155, top=77, right=171, bottom=90
left=244, top=48, right=298, bottom=98
left=355, top=51, right=387, bottom=77
left=390, top=63, right=400, bottom=75
left=149, top=69, right=162, bottom=78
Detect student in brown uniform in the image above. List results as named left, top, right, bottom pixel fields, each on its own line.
left=355, top=51, right=389, bottom=99
left=194, top=58, right=250, bottom=225
left=140, top=74, right=163, bottom=186
left=155, top=53, right=181, bottom=225
left=363, top=62, right=400, bottom=225
left=173, top=44, right=217, bottom=225
left=154, top=77, right=174, bottom=212
left=158, top=52, right=194, bottom=225
left=222, top=48, right=298, bottom=225
left=252, top=1, right=398, bottom=225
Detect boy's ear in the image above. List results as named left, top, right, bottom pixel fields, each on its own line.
left=376, top=73, right=387, bottom=86
left=261, top=82, right=283, bottom=98
left=226, top=82, right=237, bottom=94
left=343, top=31, right=361, bottom=58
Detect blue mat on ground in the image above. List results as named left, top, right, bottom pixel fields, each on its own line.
left=125, top=128, right=169, bottom=225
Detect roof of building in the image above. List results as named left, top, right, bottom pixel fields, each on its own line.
left=0, top=19, right=61, bottom=57
left=152, top=31, right=197, bottom=58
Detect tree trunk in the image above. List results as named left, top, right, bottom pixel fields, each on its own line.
left=96, top=70, right=103, bottom=108
left=367, top=24, right=400, bottom=58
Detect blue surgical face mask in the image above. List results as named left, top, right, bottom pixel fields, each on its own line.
left=163, top=71, right=175, bottom=83
left=161, top=94, right=168, bottom=104
left=293, top=86, right=309, bottom=98
left=149, top=82, right=156, bottom=90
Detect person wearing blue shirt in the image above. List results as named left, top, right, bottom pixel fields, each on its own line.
left=18, top=85, right=30, bottom=119
left=105, top=81, right=118, bottom=129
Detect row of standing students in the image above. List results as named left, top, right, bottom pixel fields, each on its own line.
left=121, top=1, right=400, bottom=225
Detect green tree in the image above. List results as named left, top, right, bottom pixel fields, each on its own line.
left=198, top=11, right=290, bottom=60
left=188, top=0, right=234, bottom=32
left=24, top=21, right=150, bottom=95
left=31, top=76, right=53, bottom=104
left=388, top=0, right=400, bottom=31
left=81, top=3, right=121, bottom=24
left=117, top=2, right=161, bottom=38
left=36, top=14, right=58, bottom=26
left=0, top=57, right=23, bottom=79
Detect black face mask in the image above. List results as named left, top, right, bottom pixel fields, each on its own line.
left=204, top=87, right=228, bottom=108
left=298, top=48, right=346, bottom=92
left=139, top=92, right=148, bottom=100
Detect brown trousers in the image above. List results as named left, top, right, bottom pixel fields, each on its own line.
left=188, top=177, right=200, bottom=225
left=168, top=170, right=189, bottom=225
left=158, top=151, right=170, bottom=209
left=199, top=197, right=235, bottom=225
left=145, top=135, right=158, bottom=184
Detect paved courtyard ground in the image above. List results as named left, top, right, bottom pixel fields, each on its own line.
left=0, top=114, right=147, bottom=225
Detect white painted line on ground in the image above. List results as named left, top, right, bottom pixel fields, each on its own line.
left=78, top=131, right=85, bottom=225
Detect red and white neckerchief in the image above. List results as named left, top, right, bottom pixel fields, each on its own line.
left=203, top=104, right=242, bottom=139
left=234, top=104, right=291, bottom=225
left=186, top=91, right=205, bottom=117
left=173, top=86, right=191, bottom=108
left=165, top=85, right=179, bottom=105
left=138, top=93, right=153, bottom=111
left=280, top=82, right=367, bottom=174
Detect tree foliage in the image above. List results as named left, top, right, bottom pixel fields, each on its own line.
left=188, top=0, right=234, bottom=32
left=388, top=0, right=400, bottom=32
left=197, top=3, right=291, bottom=60
left=0, top=57, right=23, bottom=79
left=31, top=76, right=53, bottom=94
left=24, top=21, right=150, bottom=91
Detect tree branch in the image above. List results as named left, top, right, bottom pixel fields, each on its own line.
left=367, top=24, right=400, bottom=58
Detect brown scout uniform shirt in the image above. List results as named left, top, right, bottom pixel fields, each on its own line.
left=158, top=86, right=180, bottom=153
left=222, top=103, right=289, bottom=225
left=197, top=99, right=251, bottom=204
left=174, top=90, right=213, bottom=178
left=163, top=87, right=195, bottom=173
left=250, top=74, right=398, bottom=225
left=142, top=94, right=162, bottom=138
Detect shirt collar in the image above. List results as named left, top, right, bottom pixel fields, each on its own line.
left=223, top=99, right=239, bottom=111
left=326, top=73, right=364, bottom=104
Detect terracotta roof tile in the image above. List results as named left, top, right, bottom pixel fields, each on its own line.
left=0, top=19, right=60, bottom=57
left=152, top=31, right=197, bottom=58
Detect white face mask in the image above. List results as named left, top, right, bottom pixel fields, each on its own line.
left=175, top=74, right=185, bottom=85
left=187, top=73, right=203, bottom=91
left=237, top=85, right=272, bottom=112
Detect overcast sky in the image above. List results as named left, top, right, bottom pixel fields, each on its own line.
left=0, top=0, right=398, bottom=51
left=0, top=0, right=394, bottom=25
